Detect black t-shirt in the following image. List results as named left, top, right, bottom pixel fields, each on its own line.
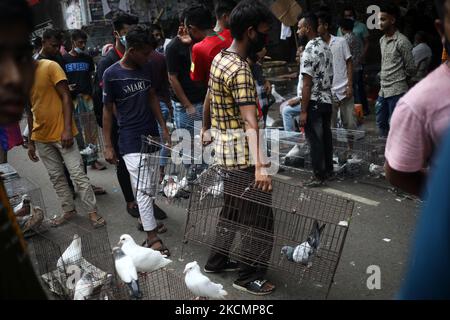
left=62, top=53, right=95, bottom=97
left=37, top=53, right=65, bottom=68
left=165, top=37, right=206, bottom=104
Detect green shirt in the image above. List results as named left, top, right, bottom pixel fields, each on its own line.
left=337, top=20, right=369, bottom=44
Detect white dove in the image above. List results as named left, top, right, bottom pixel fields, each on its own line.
left=57, top=234, right=82, bottom=271
left=118, top=234, right=172, bottom=273
left=73, top=272, right=95, bottom=300
left=184, top=261, right=228, bottom=300
left=163, top=176, right=188, bottom=199
left=112, top=247, right=142, bottom=300
left=271, top=84, right=285, bottom=103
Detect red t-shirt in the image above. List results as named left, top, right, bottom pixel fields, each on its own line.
left=190, top=32, right=232, bottom=84
left=219, top=28, right=233, bottom=45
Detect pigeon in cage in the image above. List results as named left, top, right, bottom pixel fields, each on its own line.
left=13, top=194, right=31, bottom=216
left=281, top=220, right=326, bottom=265
left=57, top=234, right=82, bottom=271
left=73, top=272, right=95, bottom=300
left=118, top=234, right=172, bottom=273
left=98, top=274, right=115, bottom=300
left=113, top=247, right=142, bottom=300
left=184, top=261, right=228, bottom=300
left=162, top=175, right=189, bottom=199
left=200, top=180, right=224, bottom=200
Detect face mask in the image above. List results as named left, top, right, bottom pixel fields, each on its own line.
left=74, top=47, right=84, bottom=54
left=248, top=30, right=267, bottom=59
left=120, top=35, right=127, bottom=48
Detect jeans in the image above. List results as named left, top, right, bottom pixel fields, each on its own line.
left=205, top=167, right=274, bottom=286
left=281, top=102, right=301, bottom=132
left=158, top=101, right=170, bottom=166
left=376, top=94, right=403, bottom=137
left=305, top=101, right=334, bottom=180
left=36, top=139, right=97, bottom=213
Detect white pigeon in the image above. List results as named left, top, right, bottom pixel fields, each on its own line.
left=271, top=84, right=285, bottom=103
left=281, top=220, right=325, bottom=265
left=113, top=247, right=142, bottom=300
left=73, top=272, right=94, bottom=300
left=118, top=234, right=172, bottom=273
left=184, top=261, right=227, bottom=300
left=57, top=234, right=82, bottom=271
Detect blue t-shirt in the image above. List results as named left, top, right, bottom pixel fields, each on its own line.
left=102, top=61, right=159, bottom=155
left=399, top=128, right=450, bottom=300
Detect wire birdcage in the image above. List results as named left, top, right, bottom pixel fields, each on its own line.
left=29, top=217, right=115, bottom=300
left=137, top=136, right=206, bottom=210
left=182, top=166, right=354, bottom=295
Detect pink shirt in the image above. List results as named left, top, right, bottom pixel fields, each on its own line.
left=385, top=63, right=450, bottom=172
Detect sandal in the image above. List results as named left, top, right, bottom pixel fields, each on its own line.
left=50, top=210, right=77, bottom=227
left=137, top=221, right=167, bottom=234
left=232, top=279, right=275, bottom=296
left=92, top=185, right=107, bottom=195
left=89, top=213, right=106, bottom=229
left=142, top=237, right=170, bottom=257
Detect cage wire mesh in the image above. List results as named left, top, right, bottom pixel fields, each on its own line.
left=137, top=135, right=207, bottom=210
left=74, top=111, right=104, bottom=164
left=3, top=176, right=48, bottom=237
left=183, top=166, right=354, bottom=291
left=30, top=217, right=115, bottom=300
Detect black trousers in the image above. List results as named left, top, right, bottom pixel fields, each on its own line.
left=205, top=167, right=274, bottom=286
left=111, top=117, right=135, bottom=203
left=304, top=101, right=334, bottom=180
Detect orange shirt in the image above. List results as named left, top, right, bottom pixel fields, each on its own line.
left=30, top=60, right=78, bottom=142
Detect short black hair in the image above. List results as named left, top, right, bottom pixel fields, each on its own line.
left=43, top=29, right=63, bottom=42
left=71, top=29, right=88, bottom=41
left=339, top=18, right=355, bottom=31
left=215, top=0, right=237, bottom=18
left=184, top=5, right=214, bottom=30
left=380, top=2, right=401, bottom=22
left=300, top=12, right=319, bottom=33
left=126, top=24, right=155, bottom=50
left=0, top=0, right=33, bottom=31
left=434, top=0, right=448, bottom=21
left=151, top=23, right=162, bottom=32
left=316, top=11, right=332, bottom=28
left=112, top=12, right=139, bottom=32
left=229, top=0, right=272, bottom=41
left=343, top=4, right=357, bottom=17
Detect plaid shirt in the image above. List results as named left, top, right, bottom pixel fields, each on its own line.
left=209, top=50, right=258, bottom=169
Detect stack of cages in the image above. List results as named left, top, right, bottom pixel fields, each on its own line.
left=74, top=111, right=104, bottom=165
left=1, top=168, right=47, bottom=237
left=137, top=135, right=206, bottom=210
left=29, top=217, right=117, bottom=300
left=273, top=128, right=387, bottom=178
left=183, top=166, right=354, bottom=297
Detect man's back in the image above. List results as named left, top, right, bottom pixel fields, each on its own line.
left=62, top=53, right=94, bottom=97
left=30, top=59, right=77, bottom=143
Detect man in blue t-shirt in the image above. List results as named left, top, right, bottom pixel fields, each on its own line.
left=102, top=25, right=171, bottom=256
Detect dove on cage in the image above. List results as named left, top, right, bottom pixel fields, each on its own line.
left=118, top=234, right=172, bottom=273
left=281, top=220, right=326, bottom=265
left=57, top=234, right=82, bottom=272
left=113, top=247, right=142, bottom=300
left=184, top=261, right=228, bottom=300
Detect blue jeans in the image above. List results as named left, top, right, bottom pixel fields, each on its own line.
left=158, top=101, right=170, bottom=166
left=376, top=94, right=403, bottom=137
left=281, top=103, right=301, bottom=132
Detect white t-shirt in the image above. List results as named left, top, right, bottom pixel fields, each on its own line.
left=328, top=35, right=352, bottom=101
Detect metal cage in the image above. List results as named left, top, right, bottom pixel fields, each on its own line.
left=182, top=166, right=354, bottom=295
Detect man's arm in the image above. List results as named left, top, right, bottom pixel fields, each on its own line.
left=401, top=40, right=417, bottom=78
left=299, top=74, right=313, bottom=127
left=346, top=58, right=353, bottom=98
left=201, top=90, right=212, bottom=145
left=168, top=73, right=195, bottom=114
left=54, top=80, right=74, bottom=148
left=26, top=104, right=39, bottom=162
left=102, top=102, right=117, bottom=164
left=149, top=88, right=170, bottom=144
left=385, top=161, right=427, bottom=197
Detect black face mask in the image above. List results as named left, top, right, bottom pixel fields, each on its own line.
left=248, top=30, right=267, bottom=59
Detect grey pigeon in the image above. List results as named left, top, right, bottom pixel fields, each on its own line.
left=74, top=272, right=95, bottom=300
left=281, top=220, right=325, bottom=264
left=113, top=247, right=142, bottom=300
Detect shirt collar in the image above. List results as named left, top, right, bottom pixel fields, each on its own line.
left=385, top=30, right=400, bottom=42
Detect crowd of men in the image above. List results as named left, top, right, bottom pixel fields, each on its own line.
left=1, top=0, right=450, bottom=299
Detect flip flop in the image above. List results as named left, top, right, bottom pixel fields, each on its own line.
left=142, top=236, right=170, bottom=257
left=50, top=211, right=77, bottom=228
left=89, top=214, right=106, bottom=229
